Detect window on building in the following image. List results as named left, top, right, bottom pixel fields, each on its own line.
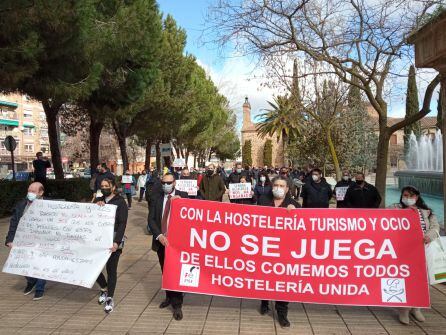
left=23, top=127, right=33, bottom=136
left=40, top=129, right=48, bottom=138
left=390, top=134, right=397, bottom=145
left=25, top=144, right=34, bottom=153
left=23, top=110, right=33, bottom=119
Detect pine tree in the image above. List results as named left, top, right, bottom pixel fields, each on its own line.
left=242, top=140, right=252, bottom=167
left=404, top=65, right=421, bottom=153
left=263, top=140, right=273, bottom=167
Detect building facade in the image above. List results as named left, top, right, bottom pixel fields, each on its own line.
left=240, top=97, right=284, bottom=167
left=0, top=93, right=49, bottom=174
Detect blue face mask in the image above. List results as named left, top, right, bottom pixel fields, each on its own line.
left=27, top=192, right=38, bottom=202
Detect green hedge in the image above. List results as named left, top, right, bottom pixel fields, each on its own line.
left=0, top=178, right=92, bottom=218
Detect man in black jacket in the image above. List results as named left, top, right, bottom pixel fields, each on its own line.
left=257, top=176, right=300, bottom=328
left=300, top=168, right=332, bottom=208
left=148, top=173, right=188, bottom=321
left=344, top=172, right=382, bottom=208
left=94, top=163, right=115, bottom=194
left=5, top=182, right=47, bottom=300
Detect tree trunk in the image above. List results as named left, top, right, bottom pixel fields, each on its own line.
left=155, top=141, right=161, bottom=171
left=112, top=122, right=129, bottom=172
left=185, top=148, right=189, bottom=166
left=375, top=124, right=391, bottom=207
left=145, top=139, right=152, bottom=170
left=89, top=115, right=104, bottom=172
left=42, top=101, right=64, bottom=180
left=326, top=127, right=341, bottom=181
left=193, top=153, right=196, bottom=168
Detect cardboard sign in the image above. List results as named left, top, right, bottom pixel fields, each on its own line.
left=176, top=179, right=198, bottom=196
left=163, top=199, right=430, bottom=307
left=229, top=183, right=252, bottom=199
left=336, top=187, right=349, bottom=201
left=3, top=200, right=116, bottom=288
left=121, top=175, right=133, bottom=184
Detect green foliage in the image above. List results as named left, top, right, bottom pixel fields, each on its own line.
left=0, top=179, right=92, bottom=217
left=404, top=65, right=421, bottom=152
left=263, top=140, right=273, bottom=167
left=242, top=140, right=253, bottom=167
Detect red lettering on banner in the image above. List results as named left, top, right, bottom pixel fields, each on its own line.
left=163, top=199, right=430, bottom=307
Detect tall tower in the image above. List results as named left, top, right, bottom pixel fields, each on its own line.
left=242, top=96, right=252, bottom=131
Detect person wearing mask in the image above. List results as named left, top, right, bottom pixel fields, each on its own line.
left=279, top=167, right=298, bottom=198
left=199, top=164, right=226, bottom=202
left=32, top=152, right=51, bottom=185
left=254, top=171, right=272, bottom=199
left=94, top=163, right=115, bottom=195
left=227, top=163, right=244, bottom=186
left=137, top=170, right=147, bottom=202
left=179, top=167, right=192, bottom=180
left=95, top=178, right=128, bottom=313
left=5, top=182, right=47, bottom=300
left=388, top=186, right=440, bottom=325
left=257, top=176, right=300, bottom=328
left=300, top=168, right=332, bottom=208
left=148, top=173, right=188, bottom=321
left=121, top=170, right=136, bottom=209
left=344, top=172, right=381, bottom=208
left=333, top=170, right=355, bottom=208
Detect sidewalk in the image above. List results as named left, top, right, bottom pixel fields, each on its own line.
left=0, top=201, right=446, bottom=335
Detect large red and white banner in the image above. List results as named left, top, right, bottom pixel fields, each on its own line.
left=162, top=199, right=430, bottom=307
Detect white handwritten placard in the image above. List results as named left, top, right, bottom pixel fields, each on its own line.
left=3, top=200, right=116, bottom=288
left=176, top=179, right=198, bottom=196
left=335, top=187, right=349, bottom=201
left=121, top=175, right=133, bottom=184
left=229, top=183, right=252, bottom=199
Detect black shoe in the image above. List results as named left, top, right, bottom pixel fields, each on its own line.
left=277, top=311, right=290, bottom=328
left=260, top=301, right=270, bottom=315
left=33, top=291, right=44, bottom=301
left=173, top=308, right=183, bottom=321
left=159, top=299, right=170, bottom=309
left=23, top=282, right=36, bottom=296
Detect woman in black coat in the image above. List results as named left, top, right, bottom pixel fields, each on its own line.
left=94, top=177, right=128, bottom=313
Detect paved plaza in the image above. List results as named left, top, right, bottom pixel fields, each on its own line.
left=1, top=201, right=446, bottom=335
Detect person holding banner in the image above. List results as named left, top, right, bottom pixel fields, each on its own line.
left=333, top=170, right=355, bottom=208
left=199, top=164, right=226, bottom=202
left=5, top=182, right=47, bottom=301
left=148, top=173, right=188, bottom=321
left=257, top=175, right=300, bottom=328
left=389, top=185, right=440, bottom=325
left=95, top=178, right=128, bottom=313
left=232, top=176, right=256, bottom=204
left=121, top=170, right=136, bottom=209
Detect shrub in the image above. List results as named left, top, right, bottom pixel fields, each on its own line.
left=0, top=178, right=92, bottom=218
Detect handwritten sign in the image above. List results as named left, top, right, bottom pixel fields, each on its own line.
left=335, top=187, right=349, bottom=201
left=3, top=200, right=116, bottom=288
left=121, top=175, right=133, bottom=184
left=176, top=179, right=198, bottom=196
left=173, top=158, right=186, bottom=167
left=229, top=183, right=252, bottom=199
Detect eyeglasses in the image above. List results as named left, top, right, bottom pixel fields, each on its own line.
left=161, top=181, right=174, bottom=185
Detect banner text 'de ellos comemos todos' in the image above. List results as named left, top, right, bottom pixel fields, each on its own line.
left=3, top=200, right=115, bottom=288
left=163, top=199, right=430, bottom=307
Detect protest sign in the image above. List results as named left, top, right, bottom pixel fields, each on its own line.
left=121, top=175, right=133, bottom=184
left=3, top=200, right=116, bottom=288
left=335, top=187, right=349, bottom=201
left=173, top=158, right=186, bottom=168
left=176, top=179, right=198, bottom=196
left=229, top=183, right=252, bottom=199
left=163, top=199, right=430, bottom=307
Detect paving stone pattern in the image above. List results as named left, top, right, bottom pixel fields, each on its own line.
left=0, top=201, right=446, bottom=334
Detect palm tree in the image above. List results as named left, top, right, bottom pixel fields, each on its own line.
left=256, top=95, right=301, bottom=166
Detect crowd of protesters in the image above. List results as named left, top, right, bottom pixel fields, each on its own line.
left=4, top=161, right=440, bottom=327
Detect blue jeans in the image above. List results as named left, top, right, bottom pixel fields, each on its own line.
left=26, top=277, right=46, bottom=293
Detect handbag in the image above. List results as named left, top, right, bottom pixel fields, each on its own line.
left=425, top=232, right=446, bottom=284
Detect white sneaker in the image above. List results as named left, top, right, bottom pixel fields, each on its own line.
left=98, top=290, right=107, bottom=305
left=104, top=297, right=114, bottom=313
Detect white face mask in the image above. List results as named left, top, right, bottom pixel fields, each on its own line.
left=260, top=176, right=266, bottom=182
left=312, top=175, right=320, bottom=182
left=162, top=183, right=174, bottom=194
left=402, top=197, right=416, bottom=207
left=342, top=176, right=349, bottom=181
left=27, top=192, right=38, bottom=202
left=272, top=187, right=285, bottom=199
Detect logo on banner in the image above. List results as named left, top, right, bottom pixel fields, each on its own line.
left=381, top=278, right=406, bottom=303
left=180, top=264, right=200, bottom=287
